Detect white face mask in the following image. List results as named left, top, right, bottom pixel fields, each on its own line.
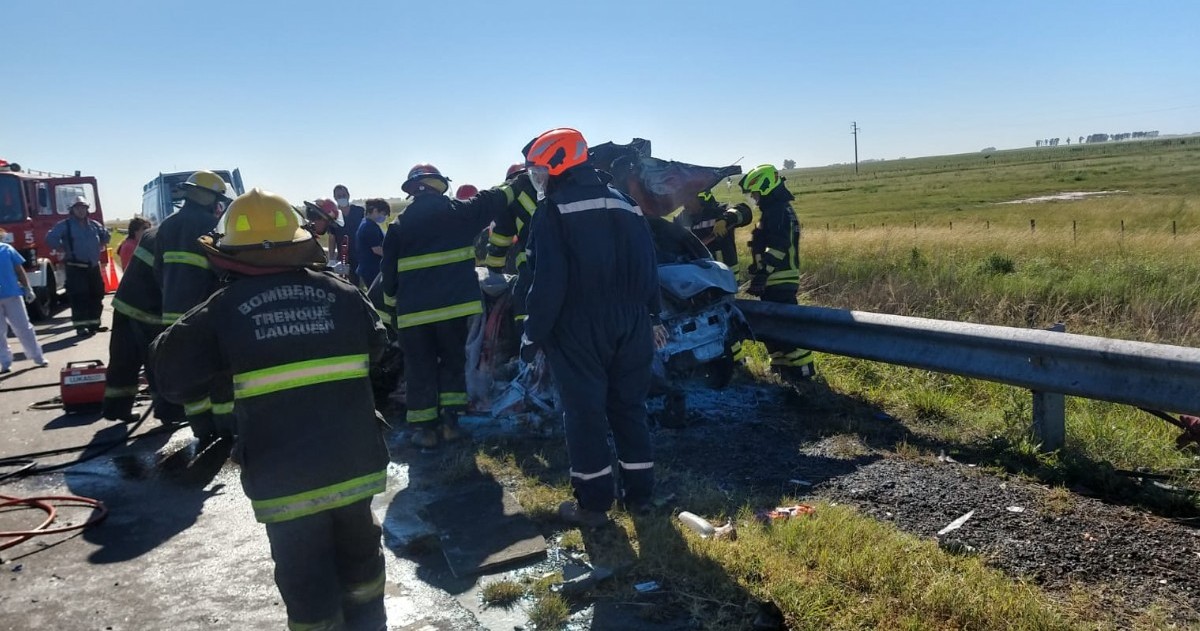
left=335, top=197, right=349, bottom=209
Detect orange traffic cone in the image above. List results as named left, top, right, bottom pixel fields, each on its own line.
left=103, top=248, right=121, bottom=293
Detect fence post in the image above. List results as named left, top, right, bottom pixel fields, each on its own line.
left=1073, top=220, right=1077, bottom=242
left=1121, top=219, right=1125, bottom=235
left=949, top=221, right=953, bottom=230
left=1030, top=219, right=1036, bottom=232
left=1173, top=220, right=1177, bottom=237
left=986, top=220, right=990, bottom=230
left=1032, top=322, right=1067, bottom=451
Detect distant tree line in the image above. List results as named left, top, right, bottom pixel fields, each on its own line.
left=1037, top=131, right=1160, bottom=147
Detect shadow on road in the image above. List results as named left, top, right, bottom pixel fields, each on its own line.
left=63, top=421, right=224, bottom=564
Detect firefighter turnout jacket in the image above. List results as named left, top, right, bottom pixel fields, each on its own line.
left=154, top=202, right=219, bottom=325
left=524, top=167, right=661, bottom=346
left=748, top=187, right=801, bottom=291
left=111, top=228, right=162, bottom=326
left=675, top=200, right=753, bottom=274
left=379, top=186, right=518, bottom=329
left=150, top=268, right=390, bottom=524
left=484, top=185, right=539, bottom=272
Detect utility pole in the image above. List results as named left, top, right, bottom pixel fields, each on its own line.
left=851, top=121, right=860, bottom=174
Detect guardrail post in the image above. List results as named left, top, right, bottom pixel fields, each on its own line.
left=1031, top=322, right=1066, bottom=451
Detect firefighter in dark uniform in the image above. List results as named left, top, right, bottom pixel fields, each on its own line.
left=483, top=163, right=539, bottom=323
left=741, top=164, right=815, bottom=379
left=674, top=189, right=753, bottom=275
left=379, top=164, right=534, bottom=448
left=101, top=227, right=185, bottom=424
left=154, top=170, right=235, bottom=443
left=150, top=189, right=390, bottom=631
left=521, top=128, right=662, bottom=528
left=44, top=196, right=110, bottom=335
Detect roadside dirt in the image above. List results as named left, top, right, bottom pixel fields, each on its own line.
left=649, top=376, right=1200, bottom=625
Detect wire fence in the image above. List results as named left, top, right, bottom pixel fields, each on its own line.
left=802, top=219, right=1196, bottom=240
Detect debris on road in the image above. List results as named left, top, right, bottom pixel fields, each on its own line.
left=755, top=504, right=816, bottom=522
left=1006, top=506, right=1026, bottom=513
left=936, top=510, right=975, bottom=536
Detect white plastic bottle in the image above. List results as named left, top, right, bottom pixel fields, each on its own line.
left=677, top=511, right=716, bottom=537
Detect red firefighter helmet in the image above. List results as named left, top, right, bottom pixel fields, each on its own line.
left=304, top=198, right=344, bottom=227
left=455, top=184, right=479, bottom=200
left=401, top=163, right=450, bottom=196
left=505, top=163, right=526, bottom=180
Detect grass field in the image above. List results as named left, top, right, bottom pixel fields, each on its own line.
left=715, top=136, right=1200, bottom=488
left=478, top=137, right=1200, bottom=629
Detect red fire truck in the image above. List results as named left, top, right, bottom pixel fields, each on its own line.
left=0, top=158, right=108, bottom=320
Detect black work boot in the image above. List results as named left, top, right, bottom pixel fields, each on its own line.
left=558, top=501, right=609, bottom=529
left=439, top=410, right=469, bottom=443
left=410, top=426, right=439, bottom=449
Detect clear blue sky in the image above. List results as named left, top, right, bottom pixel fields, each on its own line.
left=6, top=0, right=1199, bottom=220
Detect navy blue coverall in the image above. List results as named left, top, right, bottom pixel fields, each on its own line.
left=525, top=167, right=661, bottom=512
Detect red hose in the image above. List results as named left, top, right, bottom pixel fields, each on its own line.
left=0, top=494, right=108, bottom=551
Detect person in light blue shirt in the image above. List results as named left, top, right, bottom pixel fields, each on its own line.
left=44, top=196, right=110, bottom=335
left=0, top=227, right=47, bottom=372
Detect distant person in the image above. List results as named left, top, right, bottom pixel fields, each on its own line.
left=675, top=189, right=753, bottom=274
left=740, top=164, right=815, bottom=379
left=354, top=198, right=390, bottom=290
left=304, top=199, right=345, bottom=274
left=117, top=217, right=151, bottom=270
left=332, top=185, right=366, bottom=284
left=0, top=227, right=48, bottom=373
left=45, top=196, right=110, bottom=336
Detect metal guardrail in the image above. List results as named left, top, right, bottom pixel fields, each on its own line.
left=736, top=300, right=1200, bottom=450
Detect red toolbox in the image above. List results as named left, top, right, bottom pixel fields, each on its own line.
left=60, top=360, right=107, bottom=414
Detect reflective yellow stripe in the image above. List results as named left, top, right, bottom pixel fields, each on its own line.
left=498, top=184, right=514, bottom=205
left=489, top=231, right=515, bottom=247
left=212, top=401, right=234, bottom=415
left=396, top=246, right=474, bottom=272
left=288, top=616, right=344, bottom=631
left=383, top=293, right=396, bottom=307
left=233, top=354, right=370, bottom=400
left=185, top=397, right=212, bottom=416
left=517, top=191, right=537, bottom=212
left=765, top=247, right=787, bottom=261
left=766, top=269, right=800, bottom=287
left=161, top=312, right=185, bottom=324
left=396, top=300, right=482, bottom=329
left=439, top=391, right=467, bottom=407
left=483, top=255, right=507, bottom=268
left=252, top=470, right=386, bottom=523
left=163, top=250, right=210, bottom=269
left=513, top=313, right=528, bottom=322
left=112, top=297, right=162, bottom=325
left=375, top=306, right=393, bottom=325
left=104, top=385, right=140, bottom=398
left=344, top=570, right=386, bottom=605
left=407, top=407, right=438, bottom=423
left=133, top=245, right=154, bottom=267
left=515, top=251, right=528, bottom=267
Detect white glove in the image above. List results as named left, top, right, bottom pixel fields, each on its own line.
left=23, top=286, right=35, bottom=304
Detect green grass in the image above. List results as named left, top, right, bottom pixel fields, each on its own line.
left=715, top=136, right=1200, bottom=503
left=474, top=449, right=1115, bottom=630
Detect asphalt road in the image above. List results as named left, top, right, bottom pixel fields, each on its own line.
left=0, top=298, right=500, bottom=631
